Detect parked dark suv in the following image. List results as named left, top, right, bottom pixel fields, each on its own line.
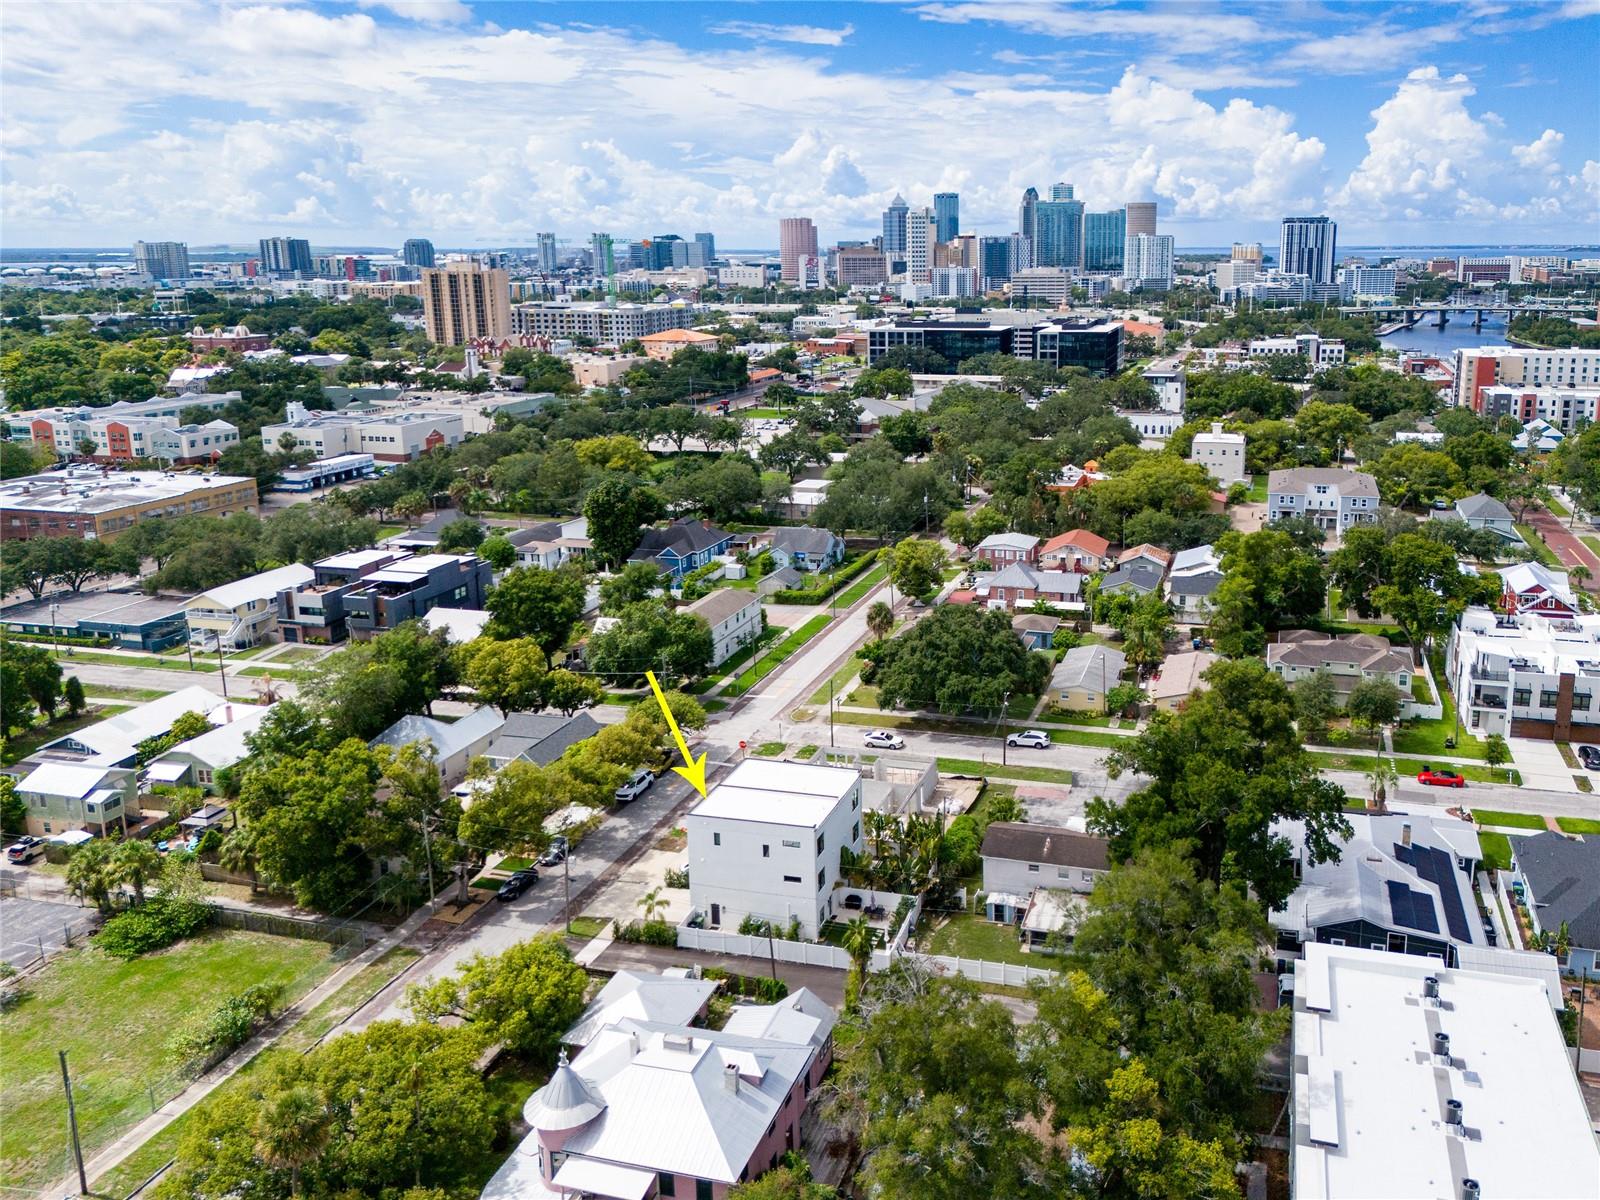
left=496, top=868, right=539, bottom=902
left=1578, top=744, right=1600, bottom=771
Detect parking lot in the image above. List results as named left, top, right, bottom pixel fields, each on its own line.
left=0, top=896, right=97, bottom=969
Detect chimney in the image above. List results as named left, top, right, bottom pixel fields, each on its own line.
left=1433, top=1031, right=1451, bottom=1064
left=1402, top=823, right=1413, bottom=848
left=1445, top=1098, right=1463, bottom=1127
left=1211, top=421, right=1223, bottom=434
left=723, top=1062, right=740, bottom=1094
left=628, top=1031, right=640, bottom=1055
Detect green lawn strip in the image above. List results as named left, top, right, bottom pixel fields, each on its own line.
left=756, top=741, right=787, bottom=756
left=1514, top=524, right=1563, bottom=567
left=1035, top=708, right=1116, bottom=728
left=723, top=615, right=831, bottom=697
left=29, top=645, right=221, bottom=672
left=3, top=930, right=338, bottom=1193
left=1556, top=817, right=1600, bottom=834
left=1, top=705, right=132, bottom=766
left=807, top=654, right=864, bottom=705
left=935, top=757, right=1076, bottom=784
left=89, top=945, right=422, bottom=1198
left=75, top=683, right=172, bottom=701
left=794, top=745, right=819, bottom=759
left=835, top=562, right=890, bottom=608
left=1478, top=831, right=1513, bottom=872
left=1391, top=719, right=1487, bottom=761
left=1246, top=476, right=1269, bottom=503
left=564, top=915, right=611, bottom=940
left=224, top=644, right=276, bottom=661
left=700, top=699, right=728, bottom=714
left=1471, top=809, right=1548, bottom=830
left=739, top=407, right=784, bottom=418
left=1545, top=495, right=1571, bottom=517
left=687, top=627, right=780, bottom=694
left=923, top=911, right=1060, bottom=968
left=268, top=646, right=325, bottom=663
left=236, top=665, right=310, bottom=681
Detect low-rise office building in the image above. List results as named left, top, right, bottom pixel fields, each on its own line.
left=686, top=759, right=864, bottom=940
left=1289, top=943, right=1599, bottom=1200
left=1, top=588, right=191, bottom=651
left=274, top=549, right=404, bottom=644
left=867, top=314, right=1123, bottom=376
left=0, top=467, right=258, bottom=542
left=1247, top=333, right=1345, bottom=368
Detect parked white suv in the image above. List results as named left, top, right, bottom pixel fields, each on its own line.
left=1005, top=729, right=1051, bottom=749
left=614, top=769, right=655, bottom=803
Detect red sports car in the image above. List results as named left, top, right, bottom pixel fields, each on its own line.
left=1417, top=768, right=1466, bottom=788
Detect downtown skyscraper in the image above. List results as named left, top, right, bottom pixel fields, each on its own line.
left=933, top=192, right=959, bottom=244
left=779, top=217, right=818, bottom=282
left=1279, top=215, right=1337, bottom=284
left=1034, top=196, right=1085, bottom=270
left=882, top=193, right=909, bottom=259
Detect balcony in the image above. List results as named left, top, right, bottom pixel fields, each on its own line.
left=1470, top=666, right=1510, bottom=682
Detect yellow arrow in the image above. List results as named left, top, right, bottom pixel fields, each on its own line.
left=645, top=670, right=708, bottom=797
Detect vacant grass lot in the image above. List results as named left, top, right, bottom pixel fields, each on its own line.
left=2, top=930, right=337, bottom=1192
left=1514, top=524, right=1563, bottom=567
left=1557, top=817, right=1600, bottom=834
left=924, top=913, right=1052, bottom=968
left=935, top=757, right=1076, bottom=784
left=1478, top=831, right=1513, bottom=872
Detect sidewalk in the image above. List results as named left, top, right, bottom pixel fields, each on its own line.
left=63, top=895, right=449, bottom=1194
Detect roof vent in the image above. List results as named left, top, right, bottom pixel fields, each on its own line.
left=723, top=1062, right=741, bottom=1093
left=1462, top=1181, right=1480, bottom=1200
left=1433, top=1032, right=1452, bottom=1063
left=1445, top=1098, right=1463, bottom=1126
left=1424, top=976, right=1440, bottom=1000
left=663, top=1033, right=695, bottom=1053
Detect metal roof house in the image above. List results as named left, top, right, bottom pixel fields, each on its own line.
left=370, top=705, right=506, bottom=786
left=1271, top=812, right=1486, bottom=965
left=1509, top=830, right=1600, bottom=974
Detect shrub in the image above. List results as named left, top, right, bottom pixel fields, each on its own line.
left=96, top=893, right=212, bottom=959
left=196, top=828, right=223, bottom=856
left=166, top=982, right=287, bottom=1075
left=664, top=866, right=690, bottom=888
left=611, top=918, right=678, bottom=946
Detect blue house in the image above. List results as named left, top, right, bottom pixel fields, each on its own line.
left=628, top=518, right=733, bottom=580
left=768, top=526, right=845, bottom=573
left=1011, top=612, right=1061, bottom=650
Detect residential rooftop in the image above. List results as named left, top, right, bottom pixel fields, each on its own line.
left=688, top=759, right=859, bottom=827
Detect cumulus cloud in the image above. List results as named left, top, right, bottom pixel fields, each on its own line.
left=707, top=21, right=855, bottom=46
left=1513, top=129, right=1565, bottom=170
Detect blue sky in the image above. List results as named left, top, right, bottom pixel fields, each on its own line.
left=2, top=0, right=1596, bottom=249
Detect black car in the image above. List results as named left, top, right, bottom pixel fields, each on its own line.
left=496, top=868, right=539, bottom=902
left=539, top=837, right=569, bottom=867
left=1579, top=744, right=1600, bottom=770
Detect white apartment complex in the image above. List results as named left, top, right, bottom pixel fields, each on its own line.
left=1123, top=232, right=1174, bottom=290
left=1289, top=943, right=1599, bottom=1200
left=1247, top=333, right=1346, bottom=368
left=1189, top=421, right=1247, bottom=485
left=1445, top=605, right=1600, bottom=739
left=686, top=759, right=863, bottom=939
left=261, top=406, right=465, bottom=462
left=1140, top=357, right=1186, bottom=413
left=510, top=301, right=697, bottom=342
left=1453, top=345, right=1600, bottom=413
left=682, top=589, right=763, bottom=668
left=1475, top=383, right=1600, bottom=432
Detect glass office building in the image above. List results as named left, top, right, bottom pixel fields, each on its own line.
left=933, top=192, right=960, bottom=244
left=1033, top=200, right=1085, bottom=270
left=1084, top=210, right=1126, bottom=272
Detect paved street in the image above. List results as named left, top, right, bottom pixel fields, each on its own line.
left=1526, top=504, right=1600, bottom=576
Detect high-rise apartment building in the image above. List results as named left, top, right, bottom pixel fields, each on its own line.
left=1049, top=183, right=1075, bottom=201
left=536, top=233, right=558, bottom=272
left=591, top=233, right=615, bottom=278
left=1084, top=211, right=1126, bottom=272
left=132, top=241, right=189, bottom=280
left=402, top=238, right=436, bottom=268
left=1125, top=234, right=1175, bottom=291
left=1018, top=187, right=1040, bottom=245
left=779, top=218, right=818, bottom=283
left=1124, top=202, right=1156, bottom=239
left=1008, top=233, right=1033, bottom=275
left=694, top=233, right=716, bottom=263
left=904, top=207, right=937, bottom=284
left=1034, top=199, right=1085, bottom=270
left=978, top=237, right=1012, bottom=291
left=421, top=261, right=511, bottom=345
left=646, top=235, right=684, bottom=271
left=258, top=236, right=313, bottom=277
left=1231, top=242, right=1263, bottom=264
left=933, top=192, right=960, bottom=244
left=882, top=194, right=909, bottom=259
left=1279, top=216, right=1337, bottom=284
left=931, top=266, right=979, bottom=299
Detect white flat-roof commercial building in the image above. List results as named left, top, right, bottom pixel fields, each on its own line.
left=686, top=759, right=863, bottom=939
left=1248, top=333, right=1345, bottom=368
left=1290, top=943, right=1599, bottom=1200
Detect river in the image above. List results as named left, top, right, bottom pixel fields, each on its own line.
left=1377, top=314, right=1513, bottom=356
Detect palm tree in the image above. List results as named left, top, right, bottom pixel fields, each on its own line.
left=1572, top=564, right=1592, bottom=592
left=1555, top=920, right=1572, bottom=961
left=638, top=887, right=667, bottom=924
left=112, top=839, right=162, bottom=905
left=65, top=840, right=118, bottom=914
left=254, top=1085, right=331, bottom=1198
left=865, top=600, right=893, bottom=643
left=840, top=916, right=877, bottom=1011
left=219, top=825, right=261, bottom=893
left=1366, top=757, right=1399, bottom=813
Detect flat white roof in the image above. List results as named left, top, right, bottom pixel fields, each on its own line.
left=688, top=758, right=859, bottom=828
left=315, top=549, right=395, bottom=570
left=191, top=563, right=314, bottom=610
left=1291, top=943, right=1600, bottom=1200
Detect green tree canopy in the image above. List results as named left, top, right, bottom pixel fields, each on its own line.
left=873, top=605, right=1048, bottom=713
left=407, top=935, right=588, bottom=1061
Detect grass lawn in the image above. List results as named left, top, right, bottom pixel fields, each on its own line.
left=270, top=646, right=324, bottom=663
left=1478, top=831, right=1513, bottom=872
left=1545, top=495, right=1571, bottom=517
left=756, top=741, right=787, bottom=756
left=89, top=945, right=422, bottom=1197
left=835, top=562, right=889, bottom=608
left=1391, top=718, right=1487, bottom=760
left=687, top=627, right=780, bottom=694
left=1472, top=809, right=1547, bottom=830
left=1246, top=476, right=1269, bottom=503
left=924, top=913, right=1054, bottom=969
left=2, top=930, right=338, bottom=1192
left=237, top=665, right=310, bottom=681
left=808, top=654, right=863, bottom=705
left=794, top=744, right=818, bottom=759
left=73, top=682, right=171, bottom=701
left=1556, top=817, right=1600, bottom=834
left=723, top=615, right=831, bottom=697
left=1306, top=751, right=1519, bottom=785
left=1514, top=524, right=1563, bottom=567
left=564, top=915, right=611, bottom=940
left=739, top=406, right=785, bottom=418
left=936, top=757, right=1076, bottom=784
left=1, top=704, right=131, bottom=766
left=47, top=647, right=219, bottom=672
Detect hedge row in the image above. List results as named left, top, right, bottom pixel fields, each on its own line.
left=769, top=549, right=880, bottom=604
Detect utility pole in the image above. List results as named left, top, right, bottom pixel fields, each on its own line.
left=216, top=638, right=228, bottom=699
left=829, top=676, right=836, bottom=748
left=60, top=1051, right=87, bottom=1196
left=564, top=849, right=572, bottom=934
left=422, top=817, right=436, bottom=905
left=1000, top=690, right=1011, bottom=765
